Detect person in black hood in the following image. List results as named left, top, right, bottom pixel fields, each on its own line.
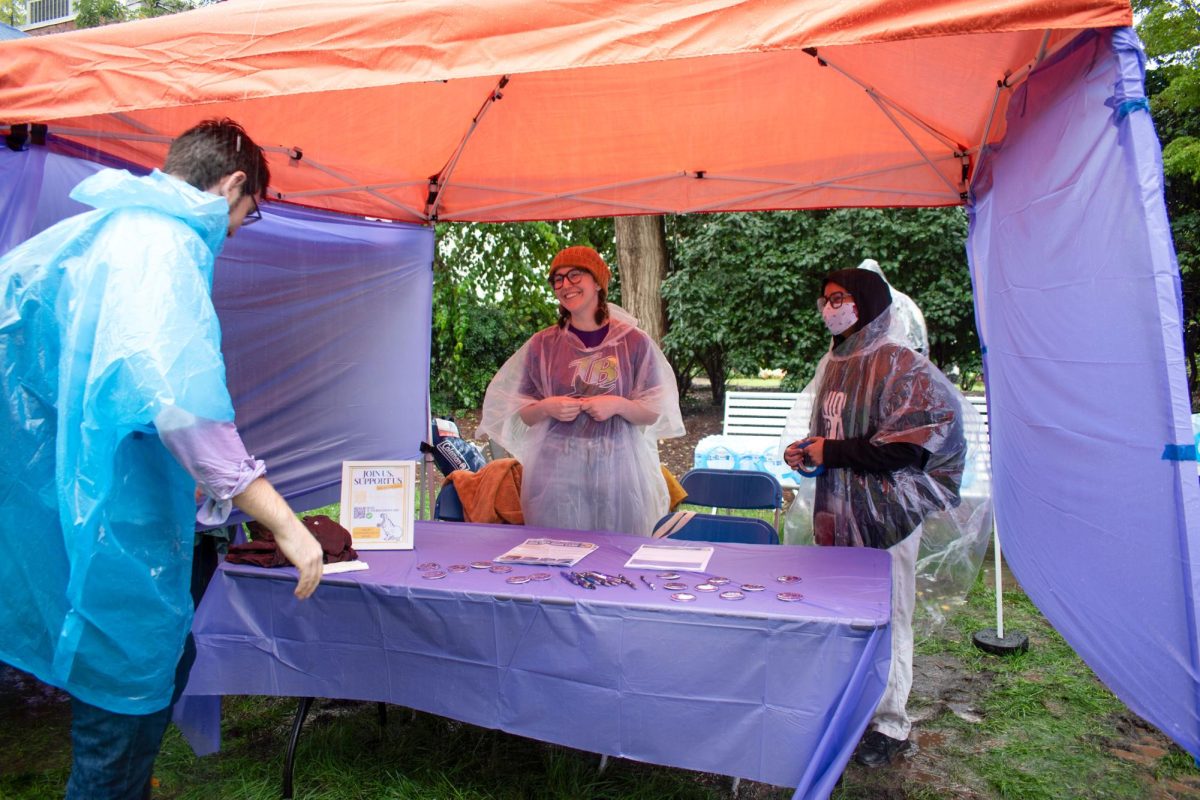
left=781, top=267, right=968, bottom=769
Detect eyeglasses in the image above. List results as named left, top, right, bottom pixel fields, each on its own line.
left=241, top=196, right=262, bottom=226
left=549, top=268, right=587, bottom=289
left=817, top=291, right=853, bottom=311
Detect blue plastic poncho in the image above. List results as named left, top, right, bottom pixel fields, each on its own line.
left=0, top=169, right=235, bottom=714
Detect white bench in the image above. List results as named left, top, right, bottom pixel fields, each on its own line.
left=722, top=390, right=804, bottom=439
left=962, top=393, right=991, bottom=497
left=693, top=389, right=992, bottom=493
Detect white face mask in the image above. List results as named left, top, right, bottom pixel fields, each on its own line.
left=822, top=302, right=858, bottom=335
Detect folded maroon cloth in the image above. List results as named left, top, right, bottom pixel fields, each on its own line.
left=226, top=514, right=358, bottom=567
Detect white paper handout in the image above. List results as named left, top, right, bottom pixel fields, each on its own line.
left=323, top=560, right=370, bottom=575
left=494, top=538, right=597, bottom=567
left=624, top=543, right=715, bottom=572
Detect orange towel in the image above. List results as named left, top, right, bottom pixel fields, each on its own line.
left=445, top=458, right=524, bottom=524
left=661, top=465, right=688, bottom=511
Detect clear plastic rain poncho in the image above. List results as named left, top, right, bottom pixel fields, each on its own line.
left=0, top=169, right=236, bottom=714
left=478, top=307, right=685, bottom=536
left=858, top=258, right=929, bottom=356
left=780, top=304, right=992, bottom=628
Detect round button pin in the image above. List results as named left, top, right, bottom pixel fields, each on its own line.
left=656, top=572, right=681, bottom=580
left=663, top=582, right=689, bottom=591
left=528, top=573, right=552, bottom=581
left=741, top=583, right=765, bottom=592
left=506, top=575, right=530, bottom=585
left=421, top=570, right=448, bottom=580
left=719, top=591, right=745, bottom=601
left=708, top=577, right=731, bottom=586
left=776, top=575, right=802, bottom=584
left=469, top=561, right=492, bottom=569
left=776, top=592, right=805, bottom=602
left=448, top=564, right=470, bottom=573
left=489, top=565, right=513, bottom=574
left=670, top=592, right=696, bottom=602
left=418, top=562, right=440, bottom=571
left=694, top=583, right=718, bottom=592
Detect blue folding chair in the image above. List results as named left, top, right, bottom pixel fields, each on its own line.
left=433, top=481, right=465, bottom=522
left=654, top=512, right=779, bottom=545
left=679, top=468, right=783, bottom=529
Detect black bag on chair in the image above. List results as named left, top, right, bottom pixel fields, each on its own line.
left=422, top=417, right=487, bottom=477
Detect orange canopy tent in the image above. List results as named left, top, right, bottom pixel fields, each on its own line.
left=0, top=0, right=1129, bottom=222
left=5, top=0, right=1200, bottom=776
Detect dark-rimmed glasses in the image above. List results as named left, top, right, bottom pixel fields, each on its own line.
left=817, top=291, right=852, bottom=311
left=241, top=196, right=262, bottom=227
left=549, top=268, right=587, bottom=289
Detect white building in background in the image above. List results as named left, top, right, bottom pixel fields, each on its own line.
left=20, top=0, right=80, bottom=31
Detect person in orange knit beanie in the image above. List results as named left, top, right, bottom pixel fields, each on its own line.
left=478, top=245, right=684, bottom=535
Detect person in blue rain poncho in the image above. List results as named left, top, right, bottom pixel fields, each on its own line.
left=779, top=267, right=991, bottom=770
left=477, top=246, right=684, bottom=536
left=0, top=119, right=324, bottom=799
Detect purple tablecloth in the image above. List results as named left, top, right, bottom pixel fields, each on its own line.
left=175, top=521, right=891, bottom=799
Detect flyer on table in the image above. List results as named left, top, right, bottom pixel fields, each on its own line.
left=340, top=461, right=416, bottom=550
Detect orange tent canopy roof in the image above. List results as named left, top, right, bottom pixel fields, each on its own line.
left=0, top=0, right=1131, bottom=222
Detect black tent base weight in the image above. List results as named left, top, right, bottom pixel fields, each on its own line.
left=973, top=628, right=1030, bottom=656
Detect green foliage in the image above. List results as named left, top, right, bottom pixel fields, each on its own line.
left=430, top=219, right=614, bottom=413
left=1136, top=0, right=1200, bottom=408
left=662, top=208, right=979, bottom=404
left=1164, top=135, right=1200, bottom=180
left=74, top=0, right=212, bottom=27
left=136, top=0, right=206, bottom=19
left=0, top=0, right=25, bottom=26
left=1135, top=0, right=1200, bottom=167
left=73, top=0, right=129, bottom=27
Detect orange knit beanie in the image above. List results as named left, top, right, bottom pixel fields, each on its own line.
left=549, top=246, right=610, bottom=291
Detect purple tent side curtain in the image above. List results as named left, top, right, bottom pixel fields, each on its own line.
left=967, top=27, right=1200, bottom=757
left=0, top=146, right=48, bottom=254
left=0, top=145, right=435, bottom=517
left=214, top=203, right=434, bottom=512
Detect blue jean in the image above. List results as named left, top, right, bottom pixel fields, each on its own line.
left=65, top=635, right=196, bottom=800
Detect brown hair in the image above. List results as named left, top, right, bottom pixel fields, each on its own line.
left=557, top=288, right=609, bottom=329
left=163, top=118, right=270, bottom=199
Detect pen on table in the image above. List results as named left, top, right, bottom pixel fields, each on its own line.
left=639, top=575, right=655, bottom=590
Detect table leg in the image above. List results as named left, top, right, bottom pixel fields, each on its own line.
left=282, top=696, right=315, bottom=800
left=377, top=701, right=387, bottom=734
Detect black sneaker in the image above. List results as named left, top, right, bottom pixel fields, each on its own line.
left=853, top=730, right=910, bottom=768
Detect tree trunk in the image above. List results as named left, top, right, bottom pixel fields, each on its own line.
left=699, top=348, right=727, bottom=407
left=613, top=215, right=668, bottom=345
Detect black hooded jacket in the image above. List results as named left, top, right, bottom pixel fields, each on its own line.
left=820, top=269, right=926, bottom=473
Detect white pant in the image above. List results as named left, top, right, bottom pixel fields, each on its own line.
left=871, top=526, right=922, bottom=740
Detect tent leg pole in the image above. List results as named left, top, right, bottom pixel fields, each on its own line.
left=973, top=519, right=1028, bottom=655
left=994, top=526, right=1004, bottom=639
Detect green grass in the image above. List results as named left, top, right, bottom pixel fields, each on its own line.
left=143, top=704, right=738, bottom=800
left=830, top=568, right=1198, bottom=800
